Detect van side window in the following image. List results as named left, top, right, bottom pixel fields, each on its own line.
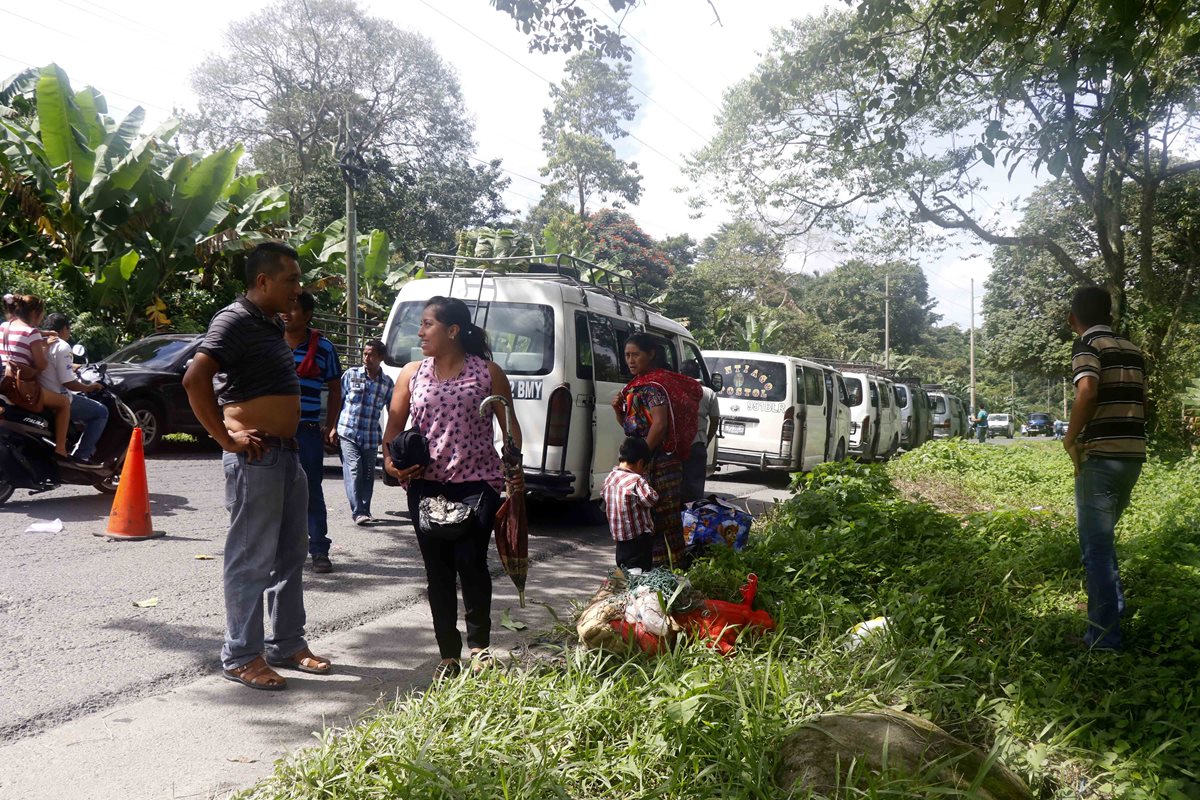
left=575, top=312, right=593, bottom=380
left=684, top=342, right=707, bottom=381
left=583, top=312, right=624, bottom=383
left=869, top=381, right=880, bottom=408
left=836, top=375, right=850, bottom=406
left=804, top=368, right=823, bottom=406
left=880, top=384, right=891, bottom=408
left=647, top=329, right=678, bottom=371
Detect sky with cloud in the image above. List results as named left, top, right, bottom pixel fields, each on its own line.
left=0, top=0, right=1048, bottom=330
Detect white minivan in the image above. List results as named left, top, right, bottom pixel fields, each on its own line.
left=702, top=351, right=848, bottom=472
left=380, top=255, right=719, bottom=501
left=843, top=371, right=902, bottom=461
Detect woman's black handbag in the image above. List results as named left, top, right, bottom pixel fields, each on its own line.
left=383, top=429, right=431, bottom=487
left=418, top=492, right=485, bottom=542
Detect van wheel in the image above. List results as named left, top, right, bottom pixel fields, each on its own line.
left=0, top=474, right=13, bottom=506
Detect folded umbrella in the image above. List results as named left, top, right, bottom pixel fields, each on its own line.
left=480, top=395, right=528, bottom=607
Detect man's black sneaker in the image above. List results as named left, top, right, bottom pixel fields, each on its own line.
left=312, top=555, right=333, bottom=574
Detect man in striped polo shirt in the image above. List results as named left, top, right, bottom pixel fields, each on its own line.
left=282, top=291, right=343, bottom=574
left=1063, top=286, right=1146, bottom=651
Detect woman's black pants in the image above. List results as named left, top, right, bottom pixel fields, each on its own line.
left=407, top=479, right=500, bottom=660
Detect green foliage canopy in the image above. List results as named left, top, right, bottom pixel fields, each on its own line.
left=540, top=52, right=642, bottom=217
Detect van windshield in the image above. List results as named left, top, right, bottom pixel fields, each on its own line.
left=933, top=395, right=947, bottom=414
left=844, top=378, right=864, bottom=407
left=706, top=357, right=787, bottom=402
left=386, top=301, right=554, bottom=375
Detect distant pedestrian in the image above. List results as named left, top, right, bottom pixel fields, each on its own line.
left=975, top=405, right=988, bottom=443
left=680, top=359, right=719, bottom=502
left=337, top=339, right=394, bottom=525
left=282, top=291, right=343, bottom=574
left=183, top=242, right=332, bottom=691
left=603, top=436, right=659, bottom=571
left=1063, top=285, right=1146, bottom=651
left=40, top=313, right=109, bottom=463
left=381, top=296, right=523, bottom=680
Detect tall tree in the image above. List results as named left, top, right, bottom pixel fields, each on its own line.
left=588, top=208, right=672, bottom=290
left=540, top=52, right=642, bottom=216
left=185, top=0, right=475, bottom=217
left=693, top=2, right=1200, bottom=362
left=803, top=259, right=939, bottom=354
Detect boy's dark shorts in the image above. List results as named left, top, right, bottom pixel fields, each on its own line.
left=615, top=532, right=655, bottom=571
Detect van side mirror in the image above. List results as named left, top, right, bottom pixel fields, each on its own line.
left=708, top=373, right=723, bottom=392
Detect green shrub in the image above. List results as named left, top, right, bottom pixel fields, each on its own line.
left=241, top=449, right=1200, bottom=799
left=0, top=260, right=77, bottom=317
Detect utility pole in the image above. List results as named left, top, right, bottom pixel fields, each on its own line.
left=1011, top=372, right=1016, bottom=418
left=337, top=109, right=368, bottom=355
left=969, top=278, right=976, bottom=414
left=884, top=271, right=890, bottom=370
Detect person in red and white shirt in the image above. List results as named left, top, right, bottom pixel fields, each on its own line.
left=602, top=437, right=660, bottom=571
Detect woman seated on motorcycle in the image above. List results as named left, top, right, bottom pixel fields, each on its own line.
left=1, top=293, right=71, bottom=457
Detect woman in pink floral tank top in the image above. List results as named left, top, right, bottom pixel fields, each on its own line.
left=382, top=297, right=523, bottom=679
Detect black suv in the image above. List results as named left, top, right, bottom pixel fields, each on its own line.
left=80, top=334, right=205, bottom=453
left=1025, top=412, right=1054, bottom=436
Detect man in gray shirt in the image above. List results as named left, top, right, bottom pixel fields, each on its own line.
left=39, top=313, right=108, bottom=463
left=183, top=242, right=332, bottom=691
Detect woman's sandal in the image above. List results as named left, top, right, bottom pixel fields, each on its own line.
left=470, top=648, right=496, bottom=674
left=432, top=659, right=462, bottom=681
left=265, top=646, right=332, bottom=675
left=223, top=656, right=287, bottom=691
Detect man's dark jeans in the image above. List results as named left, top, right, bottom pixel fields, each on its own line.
left=1075, top=456, right=1142, bottom=650
left=297, top=423, right=330, bottom=556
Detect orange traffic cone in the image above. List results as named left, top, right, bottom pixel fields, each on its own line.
left=101, top=427, right=161, bottom=541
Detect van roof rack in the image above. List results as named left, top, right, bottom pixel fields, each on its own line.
left=808, top=358, right=927, bottom=387
left=420, top=253, right=657, bottom=313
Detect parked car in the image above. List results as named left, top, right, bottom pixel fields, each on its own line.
left=987, top=412, right=1015, bottom=439
left=1025, top=412, right=1054, bottom=436
left=80, top=333, right=205, bottom=453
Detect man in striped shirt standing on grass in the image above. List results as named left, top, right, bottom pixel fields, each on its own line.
left=1063, top=286, right=1146, bottom=652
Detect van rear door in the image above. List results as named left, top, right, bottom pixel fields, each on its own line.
left=582, top=311, right=636, bottom=497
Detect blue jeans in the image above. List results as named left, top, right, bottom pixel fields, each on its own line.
left=297, top=424, right=330, bottom=556
left=339, top=438, right=377, bottom=518
left=1075, top=456, right=1143, bottom=650
left=221, top=445, right=309, bottom=670
left=70, top=392, right=108, bottom=461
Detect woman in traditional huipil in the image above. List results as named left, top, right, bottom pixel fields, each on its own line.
left=611, top=332, right=700, bottom=569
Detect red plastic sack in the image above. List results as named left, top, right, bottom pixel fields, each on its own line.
left=675, top=574, right=775, bottom=655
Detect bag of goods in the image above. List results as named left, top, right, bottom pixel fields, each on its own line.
left=682, top=497, right=753, bottom=551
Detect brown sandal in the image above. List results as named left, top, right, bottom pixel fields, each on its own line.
left=266, top=646, right=332, bottom=675
left=223, top=656, right=287, bottom=691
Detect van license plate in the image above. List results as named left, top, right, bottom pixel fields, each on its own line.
left=724, top=422, right=745, bottom=436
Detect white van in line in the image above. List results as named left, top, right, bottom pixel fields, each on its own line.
left=380, top=255, right=719, bottom=502
left=702, top=350, right=849, bottom=472
left=929, top=390, right=969, bottom=438
left=896, top=382, right=934, bottom=451
left=843, top=371, right=902, bottom=461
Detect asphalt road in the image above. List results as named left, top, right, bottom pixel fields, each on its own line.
left=0, top=443, right=786, bottom=745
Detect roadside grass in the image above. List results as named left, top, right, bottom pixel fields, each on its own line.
left=240, top=444, right=1200, bottom=799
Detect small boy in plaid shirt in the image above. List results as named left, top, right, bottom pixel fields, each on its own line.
left=602, top=437, right=660, bottom=571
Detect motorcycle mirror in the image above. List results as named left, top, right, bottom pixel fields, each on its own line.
left=71, top=343, right=87, bottom=359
